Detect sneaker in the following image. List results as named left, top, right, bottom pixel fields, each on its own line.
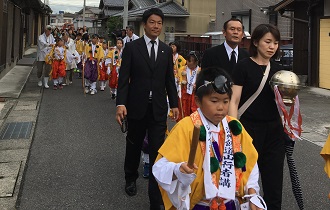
left=53, top=85, right=58, bottom=90
left=84, top=87, right=90, bottom=94
left=69, top=81, right=73, bottom=85
left=38, top=80, right=42, bottom=87
left=62, top=83, right=67, bottom=86
left=143, top=163, right=149, bottom=179
left=100, top=86, right=104, bottom=91
left=59, top=84, right=63, bottom=90
left=90, top=90, right=96, bottom=95
left=44, top=83, right=49, bottom=89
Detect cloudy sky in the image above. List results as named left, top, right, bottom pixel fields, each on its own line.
left=49, top=0, right=100, bottom=14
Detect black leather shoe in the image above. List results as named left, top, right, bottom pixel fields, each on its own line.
left=125, top=181, right=137, bottom=196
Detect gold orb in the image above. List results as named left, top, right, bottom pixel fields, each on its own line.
left=269, top=70, right=301, bottom=106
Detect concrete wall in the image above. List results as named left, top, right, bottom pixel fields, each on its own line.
left=177, top=0, right=216, bottom=34
left=216, top=0, right=292, bottom=39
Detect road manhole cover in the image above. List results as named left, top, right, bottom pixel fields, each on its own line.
left=0, top=122, right=32, bottom=140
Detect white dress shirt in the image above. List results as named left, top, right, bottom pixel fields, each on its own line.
left=144, top=35, right=159, bottom=60
left=224, top=41, right=238, bottom=62
left=144, top=35, right=159, bottom=98
left=123, top=33, right=139, bottom=46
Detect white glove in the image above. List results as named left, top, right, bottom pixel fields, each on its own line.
left=107, top=67, right=111, bottom=75
left=242, top=194, right=267, bottom=210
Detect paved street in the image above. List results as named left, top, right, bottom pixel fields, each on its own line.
left=0, top=63, right=329, bottom=209
left=16, top=76, right=150, bottom=209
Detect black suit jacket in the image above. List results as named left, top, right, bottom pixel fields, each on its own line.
left=116, top=37, right=178, bottom=121
left=201, top=43, right=249, bottom=76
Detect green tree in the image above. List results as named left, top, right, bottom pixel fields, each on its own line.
left=107, top=16, right=123, bottom=45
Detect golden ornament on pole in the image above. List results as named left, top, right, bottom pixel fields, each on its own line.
left=269, top=70, right=302, bottom=106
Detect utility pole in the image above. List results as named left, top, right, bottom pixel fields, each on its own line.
left=83, top=0, right=86, bottom=28
left=123, top=0, right=128, bottom=29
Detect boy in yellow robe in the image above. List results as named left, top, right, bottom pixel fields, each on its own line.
left=153, top=67, right=266, bottom=210
left=84, top=34, right=104, bottom=95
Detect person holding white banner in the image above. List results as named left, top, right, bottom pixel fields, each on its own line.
left=229, top=24, right=284, bottom=210
left=175, top=51, right=200, bottom=121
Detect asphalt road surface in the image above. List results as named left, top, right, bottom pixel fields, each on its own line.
left=17, top=78, right=330, bottom=210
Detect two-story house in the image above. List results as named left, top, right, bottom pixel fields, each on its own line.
left=99, top=0, right=216, bottom=42
left=74, top=6, right=102, bottom=34
left=271, top=0, right=329, bottom=89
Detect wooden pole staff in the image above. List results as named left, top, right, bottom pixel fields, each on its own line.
left=179, top=97, right=184, bottom=120
left=82, top=60, right=86, bottom=97
left=187, top=124, right=201, bottom=169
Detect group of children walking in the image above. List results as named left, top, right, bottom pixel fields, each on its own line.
left=45, top=32, right=123, bottom=98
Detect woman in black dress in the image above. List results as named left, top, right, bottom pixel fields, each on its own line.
left=229, top=24, right=284, bottom=210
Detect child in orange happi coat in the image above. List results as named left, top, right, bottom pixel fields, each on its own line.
left=99, top=41, right=109, bottom=91
left=107, top=38, right=123, bottom=99
left=47, top=38, right=67, bottom=90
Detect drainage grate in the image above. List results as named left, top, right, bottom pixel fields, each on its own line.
left=0, top=122, right=33, bottom=140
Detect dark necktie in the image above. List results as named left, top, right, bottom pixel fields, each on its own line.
left=229, top=50, right=236, bottom=72
left=130, top=38, right=132, bottom=42
left=150, top=40, right=156, bottom=67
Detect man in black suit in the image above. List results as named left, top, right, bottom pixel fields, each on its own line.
left=116, top=8, right=179, bottom=210
left=202, top=18, right=249, bottom=76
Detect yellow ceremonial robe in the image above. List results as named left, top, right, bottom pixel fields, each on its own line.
left=84, top=44, right=104, bottom=62
left=320, top=134, right=330, bottom=178
left=75, top=40, right=84, bottom=55
left=156, top=115, right=258, bottom=210
left=174, top=54, right=186, bottom=81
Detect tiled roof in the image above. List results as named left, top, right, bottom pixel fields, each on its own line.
left=272, top=0, right=294, bottom=11
left=160, top=1, right=189, bottom=16
left=131, top=0, right=155, bottom=9
left=104, top=9, right=122, bottom=16
left=28, top=0, right=52, bottom=13
left=89, top=7, right=102, bottom=14
left=116, top=1, right=189, bottom=17
left=103, top=0, right=124, bottom=7
left=77, top=6, right=102, bottom=15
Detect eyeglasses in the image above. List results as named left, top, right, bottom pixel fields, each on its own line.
left=196, top=75, right=232, bottom=94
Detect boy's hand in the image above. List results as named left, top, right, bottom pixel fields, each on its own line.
left=179, top=162, right=198, bottom=174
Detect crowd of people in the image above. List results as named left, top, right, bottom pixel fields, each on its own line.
left=37, top=7, right=292, bottom=210
left=36, top=24, right=126, bottom=95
